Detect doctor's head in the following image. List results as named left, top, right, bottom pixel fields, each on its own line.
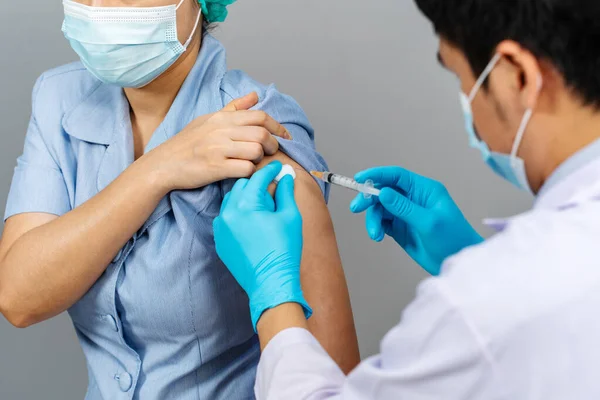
left=415, top=0, right=600, bottom=193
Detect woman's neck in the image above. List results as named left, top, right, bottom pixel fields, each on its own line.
left=125, top=32, right=202, bottom=158
left=124, top=32, right=202, bottom=124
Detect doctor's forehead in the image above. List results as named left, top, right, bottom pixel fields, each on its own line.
left=437, top=39, right=466, bottom=74
left=71, top=0, right=179, bottom=6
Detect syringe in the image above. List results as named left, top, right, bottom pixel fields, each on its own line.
left=311, top=171, right=381, bottom=198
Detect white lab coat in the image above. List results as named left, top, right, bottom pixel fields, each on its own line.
left=255, top=149, right=600, bottom=400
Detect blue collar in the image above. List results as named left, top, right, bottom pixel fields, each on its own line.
left=537, top=138, right=600, bottom=200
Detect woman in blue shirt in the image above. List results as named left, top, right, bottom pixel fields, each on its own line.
left=0, top=1, right=359, bottom=398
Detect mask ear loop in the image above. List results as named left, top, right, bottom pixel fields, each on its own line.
left=510, top=74, right=543, bottom=166
left=183, top=10, right=201, bottom=49
left=468, top=53, right=502, bottom=102
left=465, top=53, right=502, bottom=147
left=175, top=0, right=202, bottom=50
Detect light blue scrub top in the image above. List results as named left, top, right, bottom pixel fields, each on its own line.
left=5, top=34, right=328, bottom=400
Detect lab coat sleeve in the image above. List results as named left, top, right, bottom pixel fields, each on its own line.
left=256, top=328, right=347, bottom=400
left=255, top=278, right=498, bottom=399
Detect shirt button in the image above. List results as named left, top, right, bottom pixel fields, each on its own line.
left=116, top=372, right=132, bottom=392
left=105, top=315, right=118, bottom=332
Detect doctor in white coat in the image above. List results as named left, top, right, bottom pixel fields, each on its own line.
left=213, top=0, right=600, bottom=398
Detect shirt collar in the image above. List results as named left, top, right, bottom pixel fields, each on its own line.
left=62, top=34, right=227, bottom=147
left=535, top=138, right=600, bottom=209
left=62, top=82, right=128, bottom=146
left=485, top=138, right=600, bottom=232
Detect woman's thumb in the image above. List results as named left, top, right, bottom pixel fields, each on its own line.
left=222, top=92, right=259, bottom=112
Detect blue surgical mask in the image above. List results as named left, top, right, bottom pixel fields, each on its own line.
left=460, top=53, right=541, bottom=193
left=62, top=0, right=201, bottom=89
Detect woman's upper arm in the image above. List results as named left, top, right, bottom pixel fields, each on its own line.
left=257, top=153, right=361, bottom=374
left=221, top=74, right=359, bottom=371
left=0, top=214, right=58, bottom=261
left=1, top=74, right=72, bottom=260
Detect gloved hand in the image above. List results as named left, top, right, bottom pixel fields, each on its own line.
left=213, top=161, right=311, bottom=330
left=350, top=166, right=483, bottom=275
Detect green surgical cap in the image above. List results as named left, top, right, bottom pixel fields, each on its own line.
left=198, top=0, right=237, bottom=23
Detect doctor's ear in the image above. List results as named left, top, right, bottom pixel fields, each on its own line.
left=495, top=40, right=544, bottom=111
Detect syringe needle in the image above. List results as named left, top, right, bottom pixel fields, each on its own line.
left=310, top=171, right=325, bottom=180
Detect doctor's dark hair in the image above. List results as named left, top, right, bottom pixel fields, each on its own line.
left=414, top=0, right=600, bottom=108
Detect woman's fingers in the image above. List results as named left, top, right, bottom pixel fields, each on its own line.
left=221, top=159, right=257, bottom=179
left=225, top=141, right=266, bottom=164
left=228, top=127, right=280, bottom=156
left=229, top=110, right=291, bottom=140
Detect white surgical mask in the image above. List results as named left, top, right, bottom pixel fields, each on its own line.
left=62, top=0, right=201, bottom=88
left=460, top=54, right=542, bottom=193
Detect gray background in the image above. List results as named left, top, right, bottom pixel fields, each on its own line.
left=0, top=0, right=531, bottom=398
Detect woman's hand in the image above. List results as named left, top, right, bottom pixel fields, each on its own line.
left=142, top=92, right=292, bottom=193
left=0, top=93, right=289, bottom=328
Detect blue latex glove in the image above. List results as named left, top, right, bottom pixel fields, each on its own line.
left=350, top=166, right=484, bottom=275
left=213, top=161, right=311, bottom=330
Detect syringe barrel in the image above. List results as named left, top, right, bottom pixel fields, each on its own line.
left=359, top=185, right=381, bottom=197
left=328, top=174, right=381, bottom=197
left=329, top=174, right=355, bottom=187
left=322, top=172, right=335, bottom=184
